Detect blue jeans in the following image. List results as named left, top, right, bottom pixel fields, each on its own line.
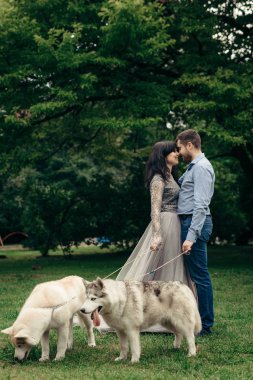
left=180, top=215, right=214, bottom=331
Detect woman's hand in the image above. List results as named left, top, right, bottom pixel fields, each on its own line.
left=150, top=244, right=159, bottom=252
left=150, top=234, right=162, bottom=252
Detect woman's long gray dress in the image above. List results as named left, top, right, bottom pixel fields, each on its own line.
left=116, top=174, right=193, bottom=285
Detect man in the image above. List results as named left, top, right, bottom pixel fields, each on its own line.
left=176, top=129, right=215, bottom=336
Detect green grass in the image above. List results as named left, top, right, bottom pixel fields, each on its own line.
left=0, top=245, right=253, bottom=380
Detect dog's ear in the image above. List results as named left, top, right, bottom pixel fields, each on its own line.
left=14, top=331, right=38, bottom=346
left=82, top=278, right=90, bottom=287
left=95, top=277, right=105, bottom=290
left=25, top=336, right=38, bottom=346
left=1, top=326, right=13, bottom=335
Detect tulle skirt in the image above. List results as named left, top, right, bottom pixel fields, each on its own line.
left=117, top=211, right=193, bottom=287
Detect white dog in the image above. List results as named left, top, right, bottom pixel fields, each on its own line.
left=1, top=276, right=95, bottom=361
left=81, top=278, right=201, bottom=363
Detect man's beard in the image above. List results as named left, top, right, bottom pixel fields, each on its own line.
left=182, top=153, right=192, bottom=163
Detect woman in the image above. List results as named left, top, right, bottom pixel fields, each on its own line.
left=116, top=140, right=194, bottom=288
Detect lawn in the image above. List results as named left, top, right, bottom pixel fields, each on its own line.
left=0, top=245, right=253, bottom=380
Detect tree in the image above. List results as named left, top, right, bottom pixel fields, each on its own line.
left=0, top=0, right=176, bottom=254
left=0, top=0, right=173, bottom=169
left=0, top=0, right=252, bottom=253
left=163, top=0, right=253, bottom=243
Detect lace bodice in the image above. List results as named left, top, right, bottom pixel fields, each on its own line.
left=150, top=174, right=180, bottom=249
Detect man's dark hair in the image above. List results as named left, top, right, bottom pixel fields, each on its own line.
left=176, top=129, right=201, bottom=149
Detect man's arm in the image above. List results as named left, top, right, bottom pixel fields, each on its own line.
left=183, top=164, right=213, bottom=252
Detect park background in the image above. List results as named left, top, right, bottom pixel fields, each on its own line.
left=0, top=1, right=253, bottom=379
left=0, top=0, right=252, bottom=253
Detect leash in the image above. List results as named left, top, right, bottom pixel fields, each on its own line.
left=38, top=296, right=77, bottom=313
left=138, top=251, right=189, bottom=280
left=103, top=251, right=149, bottom=279
left=103, top=249, right=190, bottom=280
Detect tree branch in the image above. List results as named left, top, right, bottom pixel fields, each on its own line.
left=208, top=152, right=233, bottom=160
left=191, top=33, right=204, bottom=56
left=31, top=95, right=126, bottom=126
left=31, top=105, right=82, bottom=126
left=36, top=128, right=102, bottom=165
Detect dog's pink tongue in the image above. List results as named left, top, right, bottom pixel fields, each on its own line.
left=93, top=309, right=101, bottom=327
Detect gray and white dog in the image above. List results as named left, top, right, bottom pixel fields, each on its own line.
left=81, top=278, right=201, bottom=363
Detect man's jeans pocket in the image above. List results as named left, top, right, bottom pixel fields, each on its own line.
left=199, top=217, right=213, bottom=242
left=181, top=217, right=192, bottom=229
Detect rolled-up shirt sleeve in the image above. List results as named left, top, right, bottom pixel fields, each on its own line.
left=186, top=165, right=214, bottom=243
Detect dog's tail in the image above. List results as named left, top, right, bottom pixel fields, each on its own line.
left=194, top=308, right=202, bottom=335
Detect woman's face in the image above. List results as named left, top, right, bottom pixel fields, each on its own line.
left=166, top=149, right=179, bottom=167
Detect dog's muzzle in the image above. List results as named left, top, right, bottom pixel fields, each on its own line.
left=15, top=350, right=29, bottom=361
left=80, top=306, right=102, bottom=315
left=80, top=308, right=89, bottom=314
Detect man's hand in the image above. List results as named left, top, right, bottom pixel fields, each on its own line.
left=182, top=240, right=193, bottom=254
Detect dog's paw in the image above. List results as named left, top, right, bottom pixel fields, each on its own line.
left=131, top=357, right=140, bottom=364
left=54, top=355, right=65, bottom=361
left=39, top=356, right=49, bottom=362
left=115, top=355, right=127, bottom=362
left=187, top=352, right=196, bottom=358
left=88, top=342, right=96, bottom=347
left=173, top=335, right=182, bottom=349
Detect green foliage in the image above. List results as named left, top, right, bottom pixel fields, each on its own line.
left=0, top=0, right=175, bottom=254
left=211, top=160, right=249, bottom=242
left=0, top=0, right=252, bottom=253
left=165, top=0, right=253, bottom=241
left=100, top=0, right=172, bottom=63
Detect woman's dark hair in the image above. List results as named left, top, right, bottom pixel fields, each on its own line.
left=145, top=141, right=178, bottom=187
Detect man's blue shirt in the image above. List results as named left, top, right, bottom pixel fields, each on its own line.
left=177, top=153, right=215, bottom=243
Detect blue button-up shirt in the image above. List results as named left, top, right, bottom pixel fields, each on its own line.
left=177, top=153, right=215, bottom=243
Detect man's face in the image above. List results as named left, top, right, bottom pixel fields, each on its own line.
left=177, top=140, right=192, bottom=163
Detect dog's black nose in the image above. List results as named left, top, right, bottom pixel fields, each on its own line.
left=80, top=309, right=86, bottom=314
left=14, top=356, right=23, bottom=361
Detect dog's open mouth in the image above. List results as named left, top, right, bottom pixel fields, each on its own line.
left=91, top=306, right=102, bottom=327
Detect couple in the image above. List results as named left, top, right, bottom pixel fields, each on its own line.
left=116, top=129, right=215, bottom=336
